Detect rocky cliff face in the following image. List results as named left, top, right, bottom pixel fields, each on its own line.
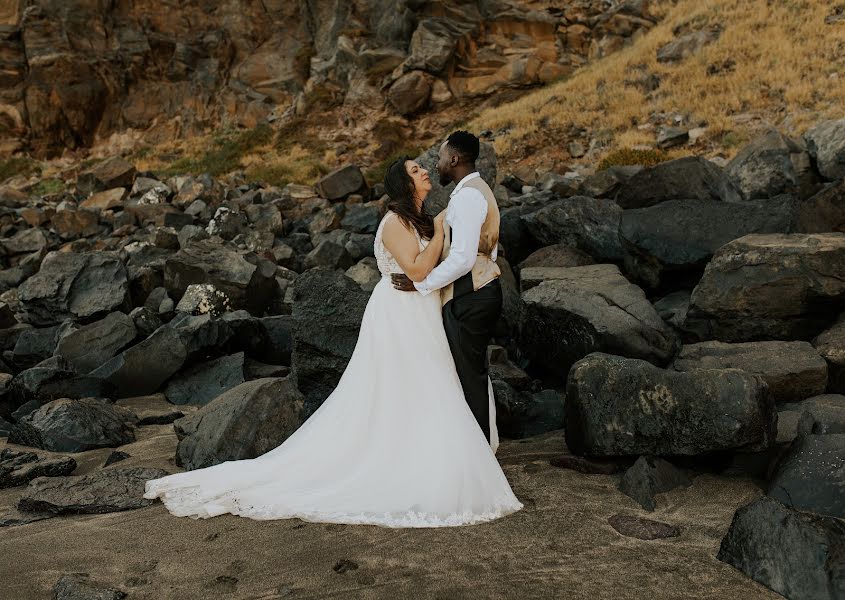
left=0, top=0, right=654, bottom=158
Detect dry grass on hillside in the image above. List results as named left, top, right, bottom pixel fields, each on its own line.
left=473, top=0, right=845, bottom=168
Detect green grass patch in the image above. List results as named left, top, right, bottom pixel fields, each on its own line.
left=30, top=178, right=65, bottom=196
left=597, top=147, right=670, bottom=171
left=157, top=125, right=275, bottom=177
left=0, top=156, right=41, bottom=182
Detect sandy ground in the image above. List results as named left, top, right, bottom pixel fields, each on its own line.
left=0, top=401, right=783, bottom=600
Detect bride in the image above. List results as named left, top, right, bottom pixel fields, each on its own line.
left=143, top=157, right=523, bottom=527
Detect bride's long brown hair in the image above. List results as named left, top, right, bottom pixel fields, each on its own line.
left=383, top=156, right=434, bottom=240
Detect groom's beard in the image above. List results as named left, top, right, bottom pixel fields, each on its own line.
left=439, top=172, right=451, bottom=186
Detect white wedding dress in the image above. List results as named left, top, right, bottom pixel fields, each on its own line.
left=143, top=211, right=523, bottom=527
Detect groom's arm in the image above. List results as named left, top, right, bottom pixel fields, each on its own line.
left=414, top=189, right=487, bottom=296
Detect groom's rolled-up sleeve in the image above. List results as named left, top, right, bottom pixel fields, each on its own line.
left=414, top=189, right=487, bottom=296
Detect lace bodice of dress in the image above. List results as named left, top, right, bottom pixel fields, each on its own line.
left=374, top=211, right=428, bottom=277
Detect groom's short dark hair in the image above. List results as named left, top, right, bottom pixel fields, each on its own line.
left=446, top=130, right=480, bottom=164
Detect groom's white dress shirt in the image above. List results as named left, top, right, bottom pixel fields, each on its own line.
left=414, top=171, right=497, bottom=296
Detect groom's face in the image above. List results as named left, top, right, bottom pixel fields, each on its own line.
left=436, top=141, right=453, bottom=186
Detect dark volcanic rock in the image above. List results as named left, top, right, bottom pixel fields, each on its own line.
left=340, top=204, right=380, bottom=234
left=303, top=240, right=354, bottom=270
left=315, top=165, right=367, bottom=201
left=767, top=434, right=845, bottom=518
left=258, top=315, right=294, bottom=366
left=11, top=322, right=65, bottom=370
left=614, top=156, right=742, bottom=209
left=90, top=325, right=187, bottom=398
left=164, top=238, right=276, bottom=316
left=608, top=514, right=680, bottom=540
left=717, top=496, right=845, bottom=600
left=8, top=397, right=138, bottom=452
left=813, top=315, right=845, bottom=394
left=164, top=352, right=245, bottom=406
left=619, top=456, right=692, bottom=511
left=726, top=130, right=817, bottom=200
left=518, top=244, right=595, bottom=270
left=76, top=157, right=136, bottom=195
left=9, top=357, right=117, bottom=407
left=0, top=448, right=76, bottom=489
left=673, top=340, right=828, bottom=403
left=17, top=252, right=130, bottom=326
left=492, top=380, right=564, bottom=439
left=519, top=265, right=678, bottom=383
left=804, top=118, right=845, bottom=181
left=292, top=269, right=369, bottom=412
left=685, top=233, right=845, bottom=342
left=521, top=196, right=623, bottom=262
left=797, top=179, right=845, bottom=233
left=174, top=377, right=305, bottom=470
left=565, top=353, right=775, bottom=457
left=54, top=312, right=137, bottom=374
left=53, top=574, right=127, bottom=600
left=780, top=395, right=845, bottom=436
left=17, top=466, right=167, bottom=515
left=620, top=196, right=798, bottom=290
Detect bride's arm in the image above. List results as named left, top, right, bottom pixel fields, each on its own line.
left=382, top=216, right=445, bottom=283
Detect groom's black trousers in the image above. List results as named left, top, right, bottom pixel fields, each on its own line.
left=442, top=273, right=502, bottom=442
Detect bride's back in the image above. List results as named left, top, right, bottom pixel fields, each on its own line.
left=374, top=211, right=427, bottom=278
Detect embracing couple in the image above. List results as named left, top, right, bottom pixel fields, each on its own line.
left=144, top=131, right=523, bottom=527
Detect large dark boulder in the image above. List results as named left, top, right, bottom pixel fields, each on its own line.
left=685, top=233, right=845, bottom=342
left=804, top=118, right=845, bottom=181
left=164, top=352, right=245, bottom=406
left=767, top=434, right=845, bottom=518
left=813, top=314, right=845, bottom=394
left=797, top=178, right=845, bottom=233
left=518, top=244, right=595, bottom=270
left=519, top=265, right=678, bottom=383
left=8, top=397, right=138, bottom=452
left=315, top=165, right=367, bottom=201
left=620, top=196, right=797, bottom=291
left=164, top=238, right=277, bottom=316
left=614, top=156, right=742, bottom=209
left=726, top=130, right=817, bottom=200
left=53, top=312, right=136, bottom=374
left=17, top=252, right=130, bottom=326
left=780, top=395, right=845, bottom=436
left=9, top=356, right=116, bottom=408
left=717, top=497, right=845, bottom=600
left=17, top=466, right=168, bottom=515
left=173, top=377, right=305, bottom=470
left=492, top=380, right=564, bottom=439
left=292, top=269, right=369, bottom=413
left=673, top=340, right=828, bottom=403
left=565, top=353, right=775, bottom=457
left=521, top=196, right=623, bottom=262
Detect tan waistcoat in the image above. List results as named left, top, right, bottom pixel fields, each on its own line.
left=441, top=177, right=501, bottom=306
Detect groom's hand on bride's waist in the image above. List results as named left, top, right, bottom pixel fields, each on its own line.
left=391, top=274, right=416, bottom=292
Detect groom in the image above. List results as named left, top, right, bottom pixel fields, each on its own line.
left=392, top=130, right=502, bottom=442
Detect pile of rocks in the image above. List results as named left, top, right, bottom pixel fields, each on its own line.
left=1, top=117, right=844, bottom=600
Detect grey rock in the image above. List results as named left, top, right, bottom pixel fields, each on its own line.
left=0, top=448, right=76, bottom=489
left=345, top=258, right=381, bottom=292
left=805, top=118, right=845, bottom=181
left=53, top=573, right=127, bottom=600
left=17, top=466, right=167, bottom=514
left=8, top=397, right=137, bottom=452
left=619, top=456, right=692, bottom=511
left=292, top=269, right=369, bottom=412
left=685, top=233, right=845, bottom=342
left=717, top=497, right=845, bottom=600
left=521, top=196, right=624, bottom=262
left=673, top=340, right=828, bottom=403
left=304, top=240, right=354, bottom=270
left=620, top=195, right=798, bottom=290
left=813, top=315, right=845, bottom=393
left=387, top=70, right=432, bottom=115
left=767, top=434, right=845, bottom=518
left=614, top=156, right=741, bottom=209
left=493, top=381, right=564, bottom=439
left=565, top=353, right=775, bottom=457
left=727, top=130, right=818, bottom=200
left=175, top=283, right=233, bottom=318
left=780, top=395, right=845, bottom=438
left=18, top=252, right=130, bottom=326
left=315, top=165, right=367, bottom=201
left=581, top=166, right=643, bottom=199
left=340, top=204, right=380, bottom=234
left=54, top=312, right=136, bottom=374
left=518, top=244, right=595, bottom=270
left=797, top=179, right=845, bottom=233
left=519, top=265, right=679, bottom=383
left=174, top=378, right=305, bottom=470
left=657, top=26, right=721, bottom=63
left=164, top=352, right=245, bottom=406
